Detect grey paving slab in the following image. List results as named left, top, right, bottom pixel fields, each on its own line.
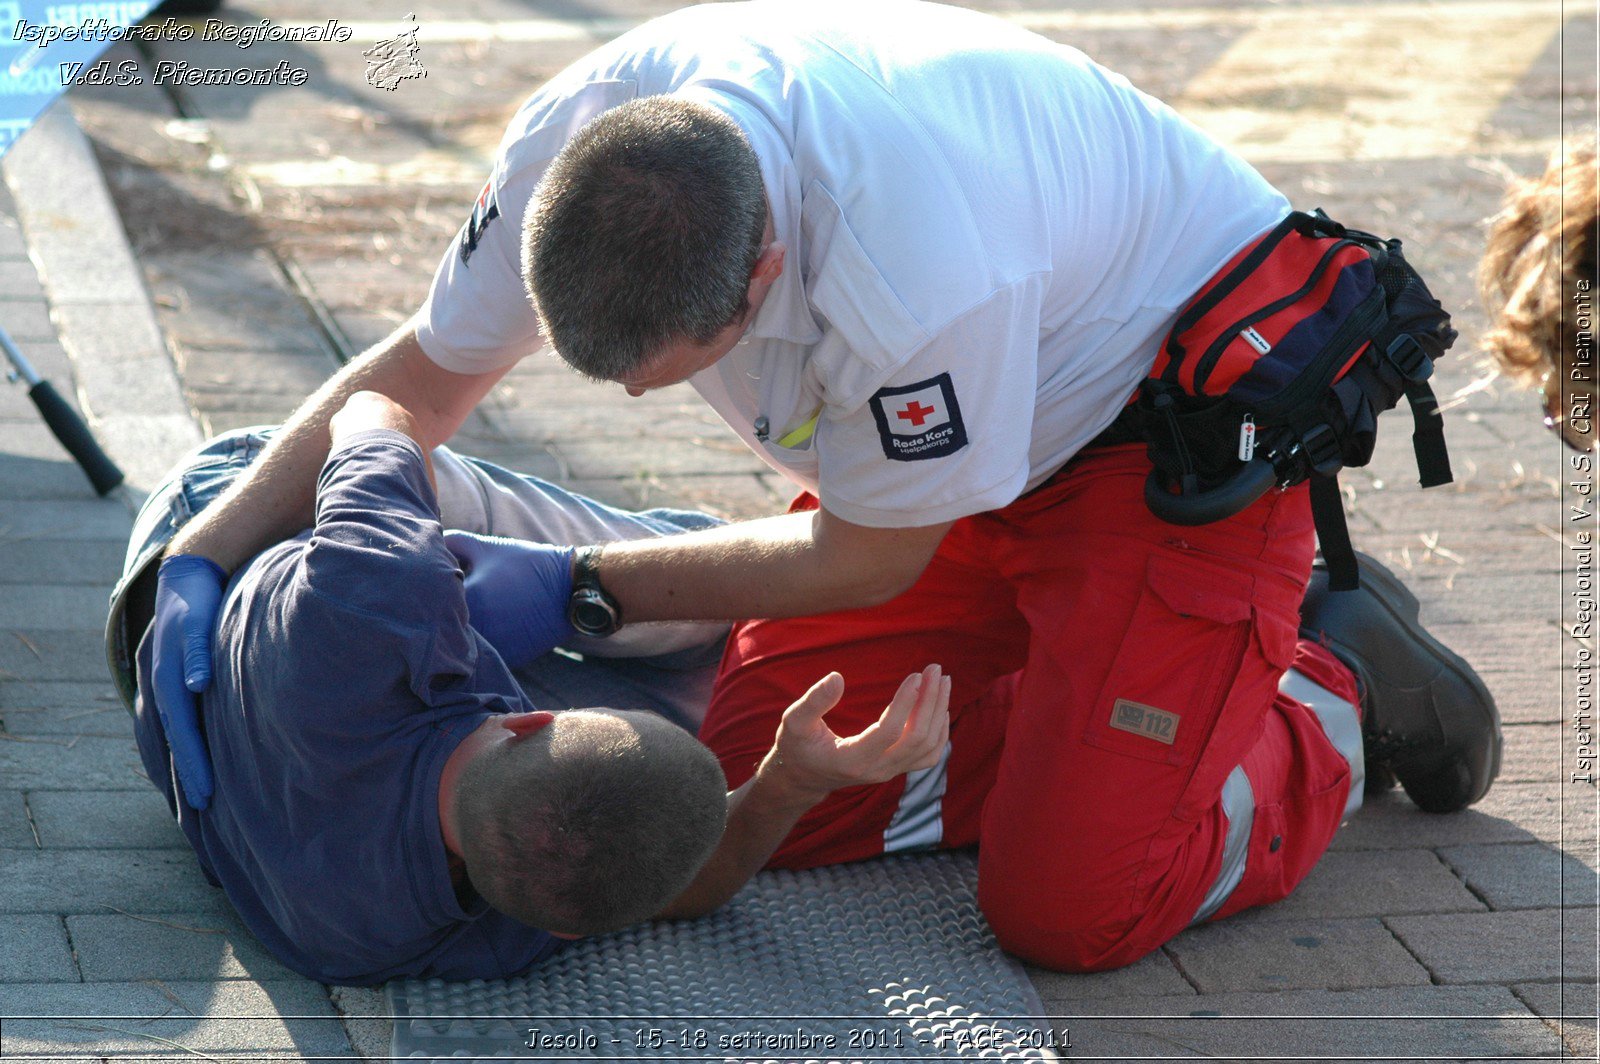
left=1500, top=722, right=1565, bottom=783
left=1226, top=848, right=1485, bottom=922
left=467, top=401, right=751, bottom=445
left=0, top=789, right=35, bottom=848
left=1331, top=784, right=1581, bottom=850
left=0, top=337, right=71, bottom=377
left=328, top=306, right=409, bottom=351
left=0, top=538, right=124, bottom=585
left=547, top=435, right=769, bottom=478
left=5, top=105, right=153, bottom=308
left=545, top=472, right=786, bottom=522
left=0, top=629, right=116, bottom=682
left=1467, top=783, right=1600, bottom=850
left=68, top=910, right=297, bottom=983
left=1514, top=981, right=1598, bottom=1059
left=657, top=472, right=793, bottom=520
left=1351, top=526, right=1560, bottom=575
left=1427, top=620, right=1561, bottom=680
left=1025, top=949, right=1195, bottom=1004
left=0, top=299, right=57, bottom=342
left=28, top=790, right=185, bottom=850
left=0, top=979, right=349, bottom=1056
left=1050, top=985, right=1557, bottom=1062
left=0, top=735, right=146, bottom=791
left=0, top=499, right=132, bottom=542
left=0, top=848, right=227, bottom=915
left=0, top=915, right=77, bottom=983
left=1439, top=842, right=1600, bottom=910
left=0, top=213, right=30, bottom=259
left=0, top=679, right=123, bottom=712
left=2, top=703, right=132, bottom=740
left=1387, top=907, right=1600, bottom=984
left=180, top=349, right=337, bottom=406
left=75, top=412, right=205, bottom=499
left=0, top=257, right=46, bottom=300
left=1479, top=667, right=1566, bottom=726
left=1164, top=917, right=1430, bottom=993
left=0, top=585, right=115, bottom=633
left=295, top=258, right=433, bottom=309
left=198, top=406, right=305, bottom=437
left=0, top=420, right=120, bottom=467
left=329, top=984, right=391, bottom=1064
left=423, top=440, right=567, bottom=485
left=0, top=452, right=104, bottom=502
left=0, top=681, right=125, bottom=739
left=147, top=249, right=328, bottom=352
left=67, top=352, right=194, bottom=422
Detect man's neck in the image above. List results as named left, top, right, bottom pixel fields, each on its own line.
left=437, top=717, right=501, bottom=857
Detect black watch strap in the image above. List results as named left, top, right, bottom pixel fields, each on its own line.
left=568, top=545, right=622, bottom=637
left=573, top=545, right=605, bottom=590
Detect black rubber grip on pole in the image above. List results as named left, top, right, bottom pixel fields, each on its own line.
left=28, top=380, right=124, bottom=495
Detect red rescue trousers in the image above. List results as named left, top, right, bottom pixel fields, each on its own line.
left=699, top=444, right=1362, bottom=972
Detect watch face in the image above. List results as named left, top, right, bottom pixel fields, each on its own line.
left=570, top=592, right=618, bottom=635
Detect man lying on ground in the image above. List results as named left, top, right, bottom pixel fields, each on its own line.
left=106, top=391, right=949, bottom=985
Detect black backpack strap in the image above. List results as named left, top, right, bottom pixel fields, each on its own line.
left=1380, top=331, right=1454, bottom=490
left=1406, top=379, right=1453, bottom=488
left=1309, top=473, right=1360, bottom=591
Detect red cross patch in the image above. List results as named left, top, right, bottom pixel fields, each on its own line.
left=868, top=372, right=968, bottom=462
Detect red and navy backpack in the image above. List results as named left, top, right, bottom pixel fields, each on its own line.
left=1131, top=210, right=1457, bottom=589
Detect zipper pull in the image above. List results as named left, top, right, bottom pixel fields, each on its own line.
left=1238, top=415, right=1257, bottom=462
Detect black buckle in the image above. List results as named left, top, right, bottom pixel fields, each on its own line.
left=1384, top=334, right=1434, bottom=382
left=1295, top=208, right=1347, bottom=238
left=1299, top=423, right=1344, bottom=477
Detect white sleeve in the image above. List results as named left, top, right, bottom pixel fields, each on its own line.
left=413, top=161, right=545, bottom=375
left=813, top=281, right=1042, bottom=528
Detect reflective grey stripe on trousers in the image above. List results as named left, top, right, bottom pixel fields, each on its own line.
left=1190, top=667, right=1363, bottom=925
left=883, top=740, right=952, bottom=853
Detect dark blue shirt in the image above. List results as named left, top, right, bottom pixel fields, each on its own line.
left=134, top=430, right=558, bottom=985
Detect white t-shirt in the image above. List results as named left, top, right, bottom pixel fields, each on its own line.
left=416, top=0, right=1289, bottom=527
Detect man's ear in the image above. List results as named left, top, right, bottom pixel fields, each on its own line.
left=501, top=710, right=557, bottom=737
left=749, top=241, right=786, bottom=289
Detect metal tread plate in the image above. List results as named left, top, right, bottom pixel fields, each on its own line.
left=388, top=850, right=1057, bottom=1061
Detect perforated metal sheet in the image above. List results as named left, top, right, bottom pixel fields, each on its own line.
left=388, top=850, right=1058, bottom=1062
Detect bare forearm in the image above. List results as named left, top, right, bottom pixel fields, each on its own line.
left=655, top=756, right=821, bottom=920
left=167, top=317, right=504, bottom=571
left=657, top=666, right=950, bottom=921
left=598, top=509, right=950, bottom=622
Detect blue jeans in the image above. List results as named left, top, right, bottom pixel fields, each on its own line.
left=107, top=428, right=730, bottom=732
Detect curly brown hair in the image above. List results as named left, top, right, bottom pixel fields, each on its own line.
left=1479, top=143, right=1598, bottom=388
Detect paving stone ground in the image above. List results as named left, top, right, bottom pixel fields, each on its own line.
left=2, top=0, right=1596, bottom=1060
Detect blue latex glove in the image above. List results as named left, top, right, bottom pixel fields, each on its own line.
left=445, top=531, right=576, bottom=669
left=150, top=554, right=227, bottom=811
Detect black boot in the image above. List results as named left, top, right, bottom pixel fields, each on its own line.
left=1300, top=551, right=1501, bottom=813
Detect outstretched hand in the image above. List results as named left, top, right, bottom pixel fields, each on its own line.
left=150, top=554, right=227, bottom=810
left=764, top=664, right=951, bottom=802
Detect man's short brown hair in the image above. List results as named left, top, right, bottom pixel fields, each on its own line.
left=522, top=96, right=768, bottom=382
left=454, top=709, right=727, bottom=936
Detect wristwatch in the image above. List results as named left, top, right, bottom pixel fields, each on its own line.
left=567, top=545, right=623, bottom=637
